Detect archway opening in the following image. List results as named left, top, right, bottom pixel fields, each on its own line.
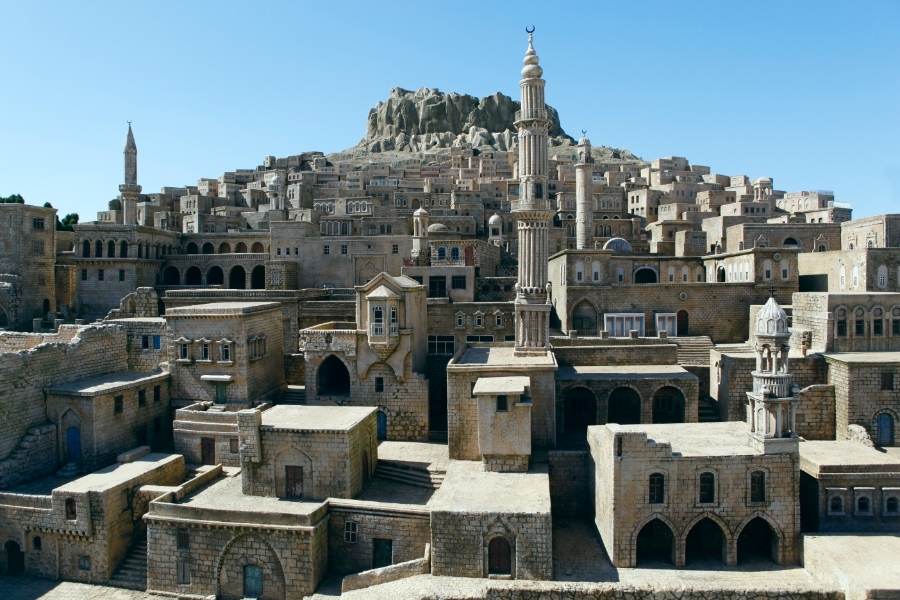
left=560, top=387, right=597, bottom=448
left=487, top=537, right=512, bottom=576
left=251, top=242, right=265, bottom=253
left=636, top=519, right=674, bottom=566
left=377, top=411, right=388, bottom=441
left=219, top=242, right=231, bottom=254
left=572, top=301, right=598, bottom=335
left=737, top=517, right=778, bottom=564
left=318, top=356, right=350, bottom=396
left=202, top=242, right=214, bottom=255
left=107, top=240, right=115, bottom=258
left=186, top=242, right=199, bottom=254
left=235, top=242, right=248, bottom=253
left=677, top=310, right=689, bottom=336
left=634, top=268, right=657, bottom=284
left=0, top=308, right=8, bottom=329
left=783, top=237, right=800, bottom=248
left=685, top=518, right=726, bottom=566
left=4, top=540, right=24, bottom=575
left=185, top=266, right=202, bottom=286
left=608, top=387, right=641, bottom=425
left=652, top=386, right=685, bottom=424
left=162, top=266, right=180, bottom=286
left=228, top=266, right=246, bottom=289
left=717, top=266, right=726, bottom=282
left=251, top=265, right=266, bottom=290
left=120, top=240, right=128, bottom=257
left=207, top=266, right=224, bottom=286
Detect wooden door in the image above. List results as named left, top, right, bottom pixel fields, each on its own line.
left=200, top=437, right=215, bottom=465
left=285, top=465, right=303, bottom=498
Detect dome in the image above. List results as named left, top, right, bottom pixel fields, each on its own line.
left=521, top=34, right=543, bottom=79
left=414, top=207, right=429, bottom=217
left=488, top=213, right=502, bottom=225
left=427, top=223, right=449, bottom=233
left=602, top=237, right=632, bottom=254
left=755, top=296, right=789, bottom=336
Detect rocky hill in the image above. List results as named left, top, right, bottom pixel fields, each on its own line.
left=349, top=87, right=639, bottom=162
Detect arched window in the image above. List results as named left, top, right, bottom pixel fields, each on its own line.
left=107, top=240, right=115, bottom=257
left=835, top=307, right=848, bottom=337
left=763, top=260, right=773, bottom=281
left=487, top=537, right=512, bottom=576
left=839, top=267, right=846, bottom=290
left=698, top=472, right=716, bottom=503
left=857, top=496, right=871, bottom=514
left=437, top=247, right=446, bottom=260
left=65, top=498, right=77, bottom=520
left=750, top=470, right=766, bottom=503
left=119, top=240, right=128, bottom=257
left=886, top=496, right=899, bottom=515
left=873, top=307, right=885, bottom=336
left=450, top=247, right=460, bottom=261
left=829, top=495, right=843, bottom=514
left=877, top=265, right=889, bottom=289
left=81, top=239, right=91, bottom=257
left=95, top=240, right=103, bottom=257
left=648, top=473, right=665, bottom=504
left=852, top=265, right=860, bottom=289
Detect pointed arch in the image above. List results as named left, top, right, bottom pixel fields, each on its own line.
left=735, top=512, right=783, bottom=565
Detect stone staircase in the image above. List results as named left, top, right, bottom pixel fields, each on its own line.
left=698, top=396, right=721, bottom=423
left=374, top=460, right=444, bottom=489
left=280, top=385, right=307, bottom=404
left=671, top=336, right=714, bottom=367
left=109, top=536, right=147, bottom=591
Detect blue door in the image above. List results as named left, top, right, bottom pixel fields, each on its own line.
left=243, top=564, right=263, bottom=598
left=377, top=411, right=387, bottom=441
left=66, top=426, right=81, bottom=463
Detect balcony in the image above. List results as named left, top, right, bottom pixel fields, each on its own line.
left=514, top=108, right=548, bottom=123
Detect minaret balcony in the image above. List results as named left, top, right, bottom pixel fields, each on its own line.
left=514, top=108, right=548, bottom=123
left=751, top=372, right=793, bottom=398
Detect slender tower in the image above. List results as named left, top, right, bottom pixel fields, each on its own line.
left=120, top=122, right=141, bottom=226
left=575, top=133, right=594, bottom=249
left=513, top=28, right=553, bottom=355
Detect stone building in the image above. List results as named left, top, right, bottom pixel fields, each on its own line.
left=0, top=202, right=58, bottom=329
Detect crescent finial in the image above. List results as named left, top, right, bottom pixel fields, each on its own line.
left=525, top=25, right=535, bottom=34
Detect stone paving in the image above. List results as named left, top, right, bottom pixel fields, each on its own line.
left=0, top=578, right=156, bottom=600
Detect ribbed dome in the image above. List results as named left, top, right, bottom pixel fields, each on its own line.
left=521, top=33, right=543, bottom=79
left=602, top=237, right=632, bottom=254
left=756, top=296, right=789, bottom=336
left=427, top=223, right=449, bottom=233
left=488, top=213, right=502, bottom=225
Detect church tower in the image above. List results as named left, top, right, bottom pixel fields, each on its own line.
left=513, top=28, right=554, bottom=355
left=746, top=296, right=799, bottom=454
left=575, top=133, right=594, bottom=250
left=119, top=123, right=141, bottom=226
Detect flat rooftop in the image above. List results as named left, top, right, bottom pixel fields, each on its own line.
left=428, top=460, right=551, bottom=514
left=449, top=345, right=557, bottom=369
left=823, top=351, right=900, bottom=364
left=56, top=453, right=182, bottom=494
left=558, top=364, right=693, bottom=381
left=473, top=376, right=530, bottom=396
left=261, top=404, right=376, bottom=432
left=178, top=470, right=323, bottom=517
left=605, top=421, right=759, bottom=457
left=48, top=369, right=168, bottom=396
left=165, top=301, right=281, bottom=316
left=800, top=440, right=900, bottom=475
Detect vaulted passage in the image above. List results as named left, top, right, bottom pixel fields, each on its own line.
left=685, top=518, right=726, bottom=565
left=318, top=356, right=350, bottom=396
left=559, top=387, right=597, bottom=448
left=737, top=517, right=777, bottom=564
left=634, top=268, right=657, bottom=284
left=228, top=266, right=246, bottom=289
left=652, top=386, right=685, bottom=424
left=251, top=265, right=266, bottom=290
left=207, top=266, right=224, bottom=286
left=162, top=266, right=180, bottom=286
left=607, top=387, right=641, bottom=425
left=572, top=301, right=597, bottom=335
left=636, top=519, right=674, bottom=566
left=185, top=266, right=202, bottom=285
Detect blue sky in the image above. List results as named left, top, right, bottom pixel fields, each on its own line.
left=1, top=1, right=898, bottom=219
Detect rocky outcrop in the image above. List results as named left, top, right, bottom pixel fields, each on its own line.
left=354, top=87, right=639, bottom=161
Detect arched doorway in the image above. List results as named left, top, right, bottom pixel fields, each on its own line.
left=876, top=413, right=895, bottom=446
left=572, top=301, right=598, bottom=335
left=634, top=268, right=657, bottom=284
left=228, top=266, right=246, bottom=289
left=185, top=266, right=202, bottom=286
left=251, top=265, right=266, bottom=290
left=235, top=242, right=248, bottom=253
left=318, top=356, right=350, bottom=396
left=162, top=266, right=180, bottom=285
left=635, top=519, right=674, bottom=566
left=219, top=242, right=231, bottom=254
left=676, top=310, right=689, bottom=336
left=4, top=540, right=24, bottom=575
left=717, top=266, right=726, bottom=282
left=207, top=266, right=224, bottom=286
left=202, top=242, right=214, bottom=255
left=652, top=386, right=685, bottom=424
left=487, top=537, right=512, bottom=576
left=608, top=387, right=641, bottom=425
left=251, top=242, right=265, bottom=253
left=377, top=411, right=388, bottom=441
left=737, top=517, right=778, bottom=564
left=65, top=425, right=81, bottom=464
left=560, top=387, right=597, bottom=448
left=186, top=242, right=199, bottom=254
left=685, top=518, right=726, bottom=565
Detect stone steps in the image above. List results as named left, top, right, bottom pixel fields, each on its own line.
left=375, top=461, right=444, bottom=489
left=108, top=538, right=147, bottom=591
left=280, top=385, right=307, bottom=405
left=698, top=397, right=721, bottom=423
left=672, top=336, right=714, bottom=367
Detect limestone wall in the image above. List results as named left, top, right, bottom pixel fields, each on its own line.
left=328, top=504, right=431, bottom=575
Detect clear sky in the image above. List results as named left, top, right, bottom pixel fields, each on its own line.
left=1, top=0, right=898, bottom=219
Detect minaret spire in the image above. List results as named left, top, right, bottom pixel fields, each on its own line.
left=120, top=122, right=141, bottom=225
left=575, top=132, right=594, bottom=250
left=512, top=27, right=553, bottom=355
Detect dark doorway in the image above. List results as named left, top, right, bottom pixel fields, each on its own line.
left=737, top=517, right=777, bottom=564
left=318, top=356, right=350, bottom=396
left=4, top=540, right=24, bottom=575
left=560, top=387, right=597, bottom=448
left=426, top=355, right=450, bottom=440
left=162, top=266, right=180, bottom=286
left=799, top=274, right=828, bottom=292
left=0, top=308, right=7, bottom=329
left=284, top=465, right=303, bottom=499
left=66, top=426, right=81, bottom=464
left=636, top=519, right=674, bottom=566
left=685, top=518, right=726, bottom=565
left=207, top=266, right=224, bottom=286
left=652, top=386, right=685, bottom=424
left=372, top=538, right=393, bottom=569
left=200, top=437, right=215, bottom=465
left=608, top=387, right=641, bottom=425
left=717, top=266, right=726, bottom=282
left=185, top=266, right=202, bottom=286
left=676, top=310, right=689, bottom=336
left=228, top=266, right=246, bottom=289
left=251, top=265, right=266, bottom=290
left=361, top=451, right=370, bottom=487
left=877, top=413, right=895, bottom=446
left=572, top=301, right=598, bottom=335
left=377, top=411, right=388, bottom=441
left=634, top=268, right=657, bottom=284
left=42, top=299, right=51, bottom=317
left=487, top=537, right=512, bottom=575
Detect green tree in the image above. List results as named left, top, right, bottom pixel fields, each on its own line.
left=0, top=193, right=25, bottom=204
left=58, top=213, right=79, bottom=231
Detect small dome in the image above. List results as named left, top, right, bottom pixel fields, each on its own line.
left=427, top=223, right=449, bottom=233
left=414, top=207, right=429, bottom=217
left=602, top=237, right=633, bottom=254
left=488, top=213, right=502, bottom=225
left=521, top=34, right=543, bottom=79
left=756, top=296, right=789, bottom=336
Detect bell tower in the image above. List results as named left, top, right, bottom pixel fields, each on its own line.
left=513, top=28, right=554, bottom=355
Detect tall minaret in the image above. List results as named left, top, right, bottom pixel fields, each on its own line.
left=575, top=133, right=594, bottom=249
left=120, top=123, right=141, bottom=226
left=513, top=28, right=553, bottom=355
